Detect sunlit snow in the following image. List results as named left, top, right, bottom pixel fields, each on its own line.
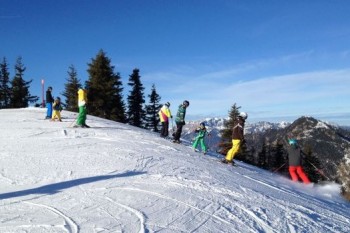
left=0, top=108, right=349, bottom=233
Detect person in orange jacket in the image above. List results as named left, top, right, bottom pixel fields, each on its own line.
left=158, top=102, right=172, bottom=138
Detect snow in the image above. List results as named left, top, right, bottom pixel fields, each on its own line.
left=315, top=121, right=330, bottom=129
left=1, top=108, right=349, bottom=233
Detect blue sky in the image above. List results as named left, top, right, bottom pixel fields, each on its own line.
left=1, top=0, right=350, bottom=125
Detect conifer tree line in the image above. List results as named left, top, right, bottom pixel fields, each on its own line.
left=0, top=57, right=38, bottom=108
left=64, top=50, right=162, bottom=130
left=1, top=51, right=163, bottom=131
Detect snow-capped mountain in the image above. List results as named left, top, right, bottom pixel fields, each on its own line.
left=0, top=108, right=349, bottom=232
left=245, top=116, right=350, bottom=180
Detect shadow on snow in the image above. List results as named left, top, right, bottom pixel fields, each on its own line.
left=0, top=171, right=146, bottom=200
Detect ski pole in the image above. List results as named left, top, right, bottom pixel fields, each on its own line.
left=306, top=160, right=330, bottom=180
left=69, top=114, right=78, bottom=127
left=273, top=163, right=286, bottom=173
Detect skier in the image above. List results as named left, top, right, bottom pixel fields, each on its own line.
left=75, top=88, right=89, bottom=128
left=158, top=102, right=172, bottom=138
left=51, top=97, right=63, bottom=121
left=173, top=100, right=190, bottom=143
left=192, top=122, right=210, bottom=154
left=222, top=112, right=248, bottom=165
left=286, top=137, right=311, bottom=184
left=45, top=86, right=54, bottom=119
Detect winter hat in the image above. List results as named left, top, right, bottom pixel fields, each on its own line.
left=183, top=100, right=190, bottom=107
left=239, top=112, right=248, bottom=120
left=165, top=102, right=170, bottom=107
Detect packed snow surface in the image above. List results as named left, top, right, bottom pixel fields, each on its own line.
left=0, top=108, right=349, bottom=233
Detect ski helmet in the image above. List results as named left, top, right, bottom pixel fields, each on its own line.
left=239, top=112, right=248, bottom=120
left=288, top=139, right=297, bottom=145
left=183, top=100, right=190, bottom=107
left=200, top=122, right=205, bottom=127
left=165, top=102, right=170, bottom=107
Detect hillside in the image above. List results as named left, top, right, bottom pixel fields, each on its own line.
left=0, top=108, right=349, bottom=232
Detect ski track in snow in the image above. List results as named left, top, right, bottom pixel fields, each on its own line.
left=23, top=201, right=78, bottom=233
left=104, top=196, right=146, bottom=233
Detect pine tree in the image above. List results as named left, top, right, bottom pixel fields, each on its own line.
left=257, top=142, right=268, bottom=169
left=62, top=65, right=81, bottom=112
left=217, top=103, right=241, bottom=155
left=127, top=68, right=146, bottom=127
left=86, top=50, right=126, bottom=122
left=145, top=84, right=161, bottom=132
left=270, top=142, right=288, bottom=175
left=10, top=57, right=38, bottom=108
left=302, top=144, right=326, bottom=183
left=0, top=57, right=11, bottom=108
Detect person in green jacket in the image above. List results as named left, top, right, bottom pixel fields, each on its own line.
left=192, top=122, right=210, bottom=154
left=173, top=100, right=189, bottom=143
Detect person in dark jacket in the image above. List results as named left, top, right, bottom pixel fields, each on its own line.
left=172, top=100, right=189, bottom=143
left=222, top=112, right=248, bottom=165
left=45, top=86, right=54, bottom=119
left=286, top=138, right=310, bottom=184
left=51, top=97, right=63, bottom=121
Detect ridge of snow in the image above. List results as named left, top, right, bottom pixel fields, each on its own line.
left=0, top=108, right=349, bottom=232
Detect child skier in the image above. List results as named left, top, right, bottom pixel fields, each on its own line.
left=51, top=97, right=63, bottom=121
left=286, top=137, right=311, bottom=184
left=192, top=122, right=210, bottom=154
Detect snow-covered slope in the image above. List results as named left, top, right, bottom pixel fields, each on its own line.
left=0, top=108, right=349, bottom=233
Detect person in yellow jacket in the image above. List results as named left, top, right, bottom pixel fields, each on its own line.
left=75, top=88, right=89, bottom=128
left=222, top=112, right=248, bottom=165
left=158, top=102, right=172, bottom=137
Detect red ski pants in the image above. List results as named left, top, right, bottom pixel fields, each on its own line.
left=289, top=166, right=310, bottom=184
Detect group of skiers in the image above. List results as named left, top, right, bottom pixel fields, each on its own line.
left=45, top=86, right=63, bottom=121
left=158, top=100, right=193, bottom=143
left=158, top=101, right=310, bottom=184
left=45, top=86, right=89, bottom=128
left=46, top=90, right=311, bottom=184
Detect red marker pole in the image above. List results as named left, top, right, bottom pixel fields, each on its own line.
left=41, top=79, right=45, bottom=107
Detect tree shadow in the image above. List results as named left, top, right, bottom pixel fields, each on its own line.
left=0, top=171, right=146, bottom=200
